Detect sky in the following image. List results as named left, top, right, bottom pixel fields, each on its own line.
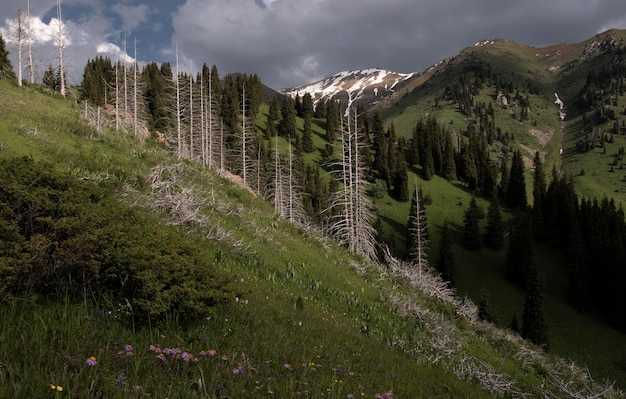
left=1, top=0, right=625, bottom=90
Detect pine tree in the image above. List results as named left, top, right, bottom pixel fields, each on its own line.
left=463, top=197, right=482, bottom=250
left=0, top=34, right=15, bottom=80
left=505, top=213, right=535, bottom=289
left=484, top=194, right=504, bottom=250
left=521, top=267, right=549, bottom=349
left=442, top=129, right=458, bottom=181
left=566, top=218, right=588, bottom=312
left=278, top=96, right=297, bottom=138
left=506, top=149, right=527, bottom=210
left=266, top=95, right=280, bottom=140
left=392, top=152, right=409, bottom=202
left=42, top=64, right=56, bottom=90
left=435, top=222, right=456, bottom=287
left=531, top=151, right=547, bottom=240
left=406, top=183, right=429, bottom=268
left=325, top=100, right=338, bottom=145
left=302, top=111, right=315, bottom=153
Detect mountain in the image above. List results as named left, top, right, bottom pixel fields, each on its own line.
left=279, top=68, right=417, bottom=109
left=2, top=29, right=626, bottom=398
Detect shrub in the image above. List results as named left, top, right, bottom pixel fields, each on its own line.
left=0, top=157, right=232, bottom=320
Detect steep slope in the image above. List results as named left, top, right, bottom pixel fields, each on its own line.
left=1, top=80, right=623, bottom=397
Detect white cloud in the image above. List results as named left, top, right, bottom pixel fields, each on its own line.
left=96, top=42, right=134, bottom=63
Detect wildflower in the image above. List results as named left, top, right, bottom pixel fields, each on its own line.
left=149, top=344, right=162, bottom=353
left=232, top=366, right=245, bottom=375
left=116, top=375, right=125, bottom=389
left=347, top=395, right=355, bottom=399
left=208, top=349, right=217, bottom=357
left=182, top=352, right=193, bottom=362
left=221, top=354, right=228, bottom=361
left=50, top=384, right=63, bottom=392
left=156, top=353, right=167, bottom=363
left=86, top=356, right=98, bottom=366
left=283, top=363, right=292, bottom=370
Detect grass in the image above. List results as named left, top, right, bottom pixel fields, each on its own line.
left=1, top=77, right=625, bottom=398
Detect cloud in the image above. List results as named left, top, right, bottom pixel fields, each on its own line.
left=111, top=3, right=151, bottom=32
left=96, top=42, right=134, bottom=63
left=171, top=0, right=626, bottom=90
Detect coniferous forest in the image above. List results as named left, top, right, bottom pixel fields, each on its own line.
left=2, top=29, right=626, bottom=397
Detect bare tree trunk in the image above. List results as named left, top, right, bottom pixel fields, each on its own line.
left=175, top=46, right=182, bottom=158
left=407, top=182, right=429, bottom=274
left=241, top=84, right=247, bottom=187
left=56, top=0, right=66, bottom=96
left=115, top=55, right=120, bottom=131
left=329, top=108, right=377, bottom=261
left=133, top=39, right=139, bottom=137
left=26, top=0, right=34, bottom=84
left=15, top=8, right=23, bottom=86
left=188, top=66, right=194, bottom=158
left=200, top=71, right=205, bottom=165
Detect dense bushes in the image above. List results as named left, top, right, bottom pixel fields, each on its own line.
left=0, top=157, right=231, bottom=320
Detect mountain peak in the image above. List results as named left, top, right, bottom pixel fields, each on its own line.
left=279, top=68, right=416, bottom=109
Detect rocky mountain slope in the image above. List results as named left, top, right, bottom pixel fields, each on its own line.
left=279, top=68, right=417, bottom=109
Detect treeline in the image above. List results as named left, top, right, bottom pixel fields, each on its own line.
left=575, top=39, right=626, bottom=150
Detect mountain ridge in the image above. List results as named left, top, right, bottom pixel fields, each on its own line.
left=278, top=29, right=626, bottom=113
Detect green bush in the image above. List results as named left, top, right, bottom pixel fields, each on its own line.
left=0, top=157, right=232, bottom=320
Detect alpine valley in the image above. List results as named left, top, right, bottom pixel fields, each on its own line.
left=1, top=27, right=626, bottom=398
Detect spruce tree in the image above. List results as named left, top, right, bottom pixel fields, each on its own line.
left=463, top=197, right=482, bottom=250
left=302, top=111, right=315, bottom=153
left=278, top=96, right=297, bottom=138
left=521, top=267, right=549, bottom=349
left=505, top=213, right=535, bottom=289
left=435, top=222, right=456, bottom=287
left=0, top=34, right=15, bottom=80
left=484, top=194, right=504, bottom=250
left=392, top=152, right=409, bottom=202
left=506, top=149, right=527, bottom=210
left=531, top=151, right=547, bottom=240
left=325, top=100, right=338, bottom=144
left=567, top=218, right=588, bottom=312
left=442, top=130, right=457, bottom=181
left=266, top=95, right=280, bottom=140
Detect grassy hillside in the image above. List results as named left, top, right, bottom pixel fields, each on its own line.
left=1, top=79, right=623, bottom=399
left=372, top=30, right=626, bottom=390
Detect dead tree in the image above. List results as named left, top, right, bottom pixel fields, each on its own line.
left=13, top=8, right=24, bottom=86
left=329, top=109, right=377, bottom=261
left=407, top=182, right=429, bottom=272
left=25, top=0, right=34, bottom=84
left=56, top=0, right=66, bottom=96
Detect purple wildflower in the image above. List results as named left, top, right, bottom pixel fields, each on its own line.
left=116, top=375, right=125, bottom=389
left=156, top=353, right=166, bottom=363
left=86, top=356, right=98, bottom=366
left=182, top=352, right=193, bottom=362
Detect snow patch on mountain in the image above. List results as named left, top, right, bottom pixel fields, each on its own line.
left=279, top=68, right=415, bottom=111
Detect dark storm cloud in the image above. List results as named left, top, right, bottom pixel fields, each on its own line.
left=1, top=1, right=625, bottom=89
left=172, top=0, right=626, bottom=89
